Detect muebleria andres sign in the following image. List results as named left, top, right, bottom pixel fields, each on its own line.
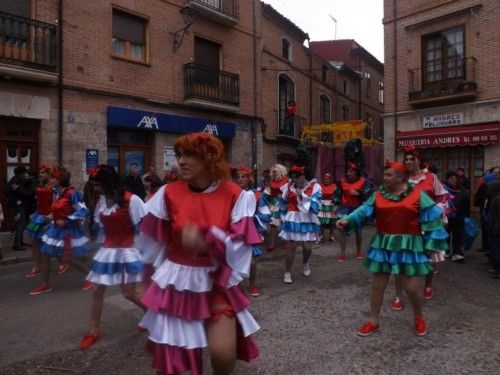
left=423, top=113, right=464, bottom=129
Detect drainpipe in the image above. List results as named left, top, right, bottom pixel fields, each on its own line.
left=57, top=0, right=63, bottom=165
left=251, top=0, right=258, bottom=178
left=392, top=0, right=398, bottom=159
left=357, top=48, right=362, bottom=119
left=308, top=38, right=312, bottom=126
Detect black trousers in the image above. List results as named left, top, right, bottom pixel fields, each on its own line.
left=447, top=217, right=465, bottom=257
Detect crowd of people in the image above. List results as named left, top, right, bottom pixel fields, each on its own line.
left=2, top=133, right=499, bottom=374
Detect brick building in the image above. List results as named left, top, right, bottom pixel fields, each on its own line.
left=383, top=0, right=500, bottom=188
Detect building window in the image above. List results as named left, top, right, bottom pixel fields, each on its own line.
left=282, top=37, right=291, bottom=61
left=343, top=79, right=348, bottom=95
left=364, top=114, right=372, bottom=139
left=322, top=65, right=328, bottom=82
left=278, top=73, right=295, bottom=135
left=378, top=118, right=384, bottom=141
left=364, top=72, right=371, bottom=97
left=112, top=9, right=148, bottom=62
left=423, top=27, right=464, bottom=85
left=194, top=37, right=221, bottom=86
left=319, top=95, right=331, bottom=123
left=378, top=82, right=384, bottom=104
left=341, top=105, right=350, bottom=121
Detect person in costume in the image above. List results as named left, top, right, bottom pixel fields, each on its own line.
left=336, top=160, right=448, bottom=337
left=389, top=145, right=452, bottom=311
left=235, top=165, right=272, bottom=297
left=30, top=167, right=91, bottom=295
left=334, top=161, right=374, bottom=262
left=138, top=132, right=261, bottom=375
left=80, top=165, right=147, bottom=350
left=279, top=165, right=322, bottom=284
left=262, top=164, right=288, bottom=251
left=318, top=173, right=337, bottom=242
left=25, top=164, right=68, bottom=277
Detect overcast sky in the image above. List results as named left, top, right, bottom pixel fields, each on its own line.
left=264, top=0, right=385, bottom=63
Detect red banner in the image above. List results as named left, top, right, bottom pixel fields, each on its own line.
left=395, top=123, right=499, bottom=149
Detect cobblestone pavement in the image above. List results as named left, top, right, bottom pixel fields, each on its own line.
left=1, top=228, right=499, bottom=374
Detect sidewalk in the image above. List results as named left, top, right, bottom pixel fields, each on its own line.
left=0, top=232, right=33, bottom=266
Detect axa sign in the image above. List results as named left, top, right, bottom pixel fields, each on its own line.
left=137, top=115, right=159, bottom=129
left=203, top=124, right=219, bottom=136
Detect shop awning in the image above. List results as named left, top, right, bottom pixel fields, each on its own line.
left=395, top=123, right=500, bottom=149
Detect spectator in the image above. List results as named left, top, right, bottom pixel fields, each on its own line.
left=456, top=167, right=471, bottom=191
left=143, top=172, right=163, bottom=201
left=486, top=178, right=500, bottom=279
left=5, top=166, right=31, bottom=250
left=444, top=171, right=470, bottom=263
left=162, top=166, right=179, bottom=184
left=122, top=163, right=146, bottom=201
left=474, top=167, right=499, bottom=254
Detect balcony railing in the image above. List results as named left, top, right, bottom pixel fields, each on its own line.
left=184, top=63, right=240, bottom=107
left=185, top=0, right=239, bottom=26
left=409, top=57, right=476, bottom=104
left=278, top=114, right=305, bottom=142
left=0, top=11, right=57, bottom=72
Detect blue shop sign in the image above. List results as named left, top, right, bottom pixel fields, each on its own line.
left=86, top=149, right=98, bottom=171
left=107, top=107, right=236, bottom=138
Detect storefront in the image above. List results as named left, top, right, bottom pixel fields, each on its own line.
left=395, top=122, right=500, bottom=190
left=107, top=107, right=236, bottom=176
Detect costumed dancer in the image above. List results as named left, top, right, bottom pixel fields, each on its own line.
left=235, top=165, right=272, bottom=297
left=80, top=165, right=147, bottom=350
left=334, top=162, right=374, bottom=262
left=30, top=167, right=91, bottom=295
left=389, top=145, right=453, bottom=311
left=25, top=164, right=68, bottom=277
left=279, top=165, right=322, bottom=284
left=262, top=164, right=288, bottom=251
left=138, top=133, right=261, bottom=375
left=318, top=173, right=337, bottom=242
left=337, top=160, right=448, bottom=336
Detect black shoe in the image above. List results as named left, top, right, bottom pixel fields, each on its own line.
left=12, top=245, right=26, bottom=251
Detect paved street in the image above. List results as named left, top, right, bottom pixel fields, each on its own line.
left=1, top=229, right=499, bottom=374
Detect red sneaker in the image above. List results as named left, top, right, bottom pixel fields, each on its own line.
left=357, top=321, right=380, bottom=337
left=415, top=315, right=427, bottom=336
left=25, top=268, right=41, bottom=278
left=282, top=242, right=290, bottom=250
left=250, top=286, right=260, bottom=297
left=81, top=280, right=93, bottom=291
left=336, top=255, right=346, bottom=263
left=423, top=287, right=433, bottom=299
left=355, top=251, right=363, bottom=260
left=30, top=284, right=53, bottom=295
left=57, top=264, right=69, bottom=275
left=390, top=297, right=403, bottom=311
left=79, top=332, right=101, bottom=350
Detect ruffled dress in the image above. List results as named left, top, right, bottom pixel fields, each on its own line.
left=25, top=186, right=55, bottom=240
left=409, top=172, right=453, bottom=262
left=138, top=180, right=261, bottom=375
left=40, top=188, right=90, bottom=258
left=334, top=176, right=374, bottom=219
left=318, top=183, right=337, bottom=225
left=262, top=177, right=288, bottom=227
left=249, top=189, right=272, bottom=257
left=343, top=184, right=448, bottom=276
left=86, top=193, right=146, bottom=285
left=278, top=182, right=322, bottom=242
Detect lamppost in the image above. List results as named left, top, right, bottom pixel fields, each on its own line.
left=329, top=14, right=337, bottom=40
left=172, top=6, right=198, bottom=52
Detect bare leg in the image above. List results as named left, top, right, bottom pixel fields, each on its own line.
left=208, top=310, right=237, bottom=375
left=424, top=263, right=436, bottom=288
left=355, top=231, right=362, bottom=254
left=40, top=254, right=51, bottom=287
left=368, top=273, right=390, bottom=325
left=249, top=260, right=257, bottom=288
left=339, top=233, right=347, bottom=258
left=285, top=241, right=298, bottom=273
left=121, top=283, right=147, bottom=311
left=268, top=225, right=277, bottom=249
left=30, top=240, right=42, bottom=272
left=401, top=275, right=423, bottom=317
left=302, top=242, right=312, bottom=265
left=89, top=284, right=106, bottom=333
left=65, top=257, right=89, bottom=274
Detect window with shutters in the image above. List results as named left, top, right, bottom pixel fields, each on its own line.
left=319, top=94, right=331, bottom=123
left=112, top=9, right=148, bottom=62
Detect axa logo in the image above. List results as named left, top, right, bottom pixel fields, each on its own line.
left=87, top=150, right=97, bottom=156
left=203, top=123, right=219, bottom=136
left=137, top=115, right=159, bottom=129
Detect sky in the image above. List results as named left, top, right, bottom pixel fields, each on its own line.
left=264, top=0, right=385, bottom=63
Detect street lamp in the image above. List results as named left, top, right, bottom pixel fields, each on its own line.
left=329, top=15, right=337, bottom=40
left=172, top=6, right=198, bottom=52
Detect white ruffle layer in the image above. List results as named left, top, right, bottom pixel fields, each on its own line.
left=135, top=232, right=165, bottom=265
left=86, top=270, right=143, bottom=285
left=282, top=211, right=320, bottom=225
left=278, top=232, right=319, bottom=242
left=41, top=235, right=89, bottom=247
left=152, top=258, right=216, bottom=293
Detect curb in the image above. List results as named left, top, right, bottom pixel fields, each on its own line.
left=0, top=254, right=33, bottom=266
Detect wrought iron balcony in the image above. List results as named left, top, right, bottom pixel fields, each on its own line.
left=185, top=0, right=239, bottom=26
left=184, top=63, right=240, bottom=109
left=409, top=57, right=477, bottom=106
left=0, top=11, right=57, bottom=75
left=277, top=114, right=305, bottom=144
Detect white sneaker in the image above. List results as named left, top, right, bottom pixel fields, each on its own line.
left=452, top=254, right=465, bottom=262
left=283, top=272, right=292, bottom=284
left=303, top=263, right=311, bottom=277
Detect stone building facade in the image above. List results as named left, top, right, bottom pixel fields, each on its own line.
left=383, top=0, right=500, bottom=188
